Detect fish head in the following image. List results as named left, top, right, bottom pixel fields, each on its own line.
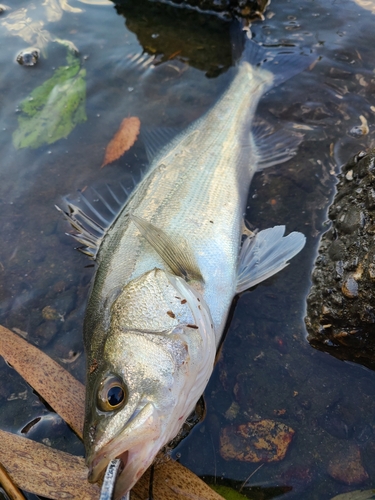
left=84, top=268, right=216, bottom=498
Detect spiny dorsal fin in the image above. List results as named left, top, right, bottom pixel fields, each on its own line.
left=57, top=182, right=134, bottom=259
left=130, top=214, right=203, bottom=282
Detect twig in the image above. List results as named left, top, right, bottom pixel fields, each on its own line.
left=239, top=463, right=264, bottom=493
left=0, top=462, right=26, bottom=500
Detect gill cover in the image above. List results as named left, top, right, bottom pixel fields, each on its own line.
left=84, top=269, right=216, bottom=498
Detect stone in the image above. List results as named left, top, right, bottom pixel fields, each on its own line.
left=305, top=148, right=375, bottom=370
left=220, top=419, right=295, bottom=462
left=328, top=444, right=368, bottom=485
left=42, top=306, right=60, bottom=321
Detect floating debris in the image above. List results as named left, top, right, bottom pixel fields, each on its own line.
left=349, top=115, right=369, bottom=137
left=16, top=48, right=40, bottom=66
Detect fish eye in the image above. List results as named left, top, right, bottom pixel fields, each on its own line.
left=97, top=375, right=127, bottom=412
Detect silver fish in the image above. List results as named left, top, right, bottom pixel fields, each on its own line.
left=60, top=38, right=311, bottom=498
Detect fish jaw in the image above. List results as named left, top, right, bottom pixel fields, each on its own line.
left=87, top=402, right=162, bottom=498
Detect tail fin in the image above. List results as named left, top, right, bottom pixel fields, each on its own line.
left=241, top=36, right=315, bottom=89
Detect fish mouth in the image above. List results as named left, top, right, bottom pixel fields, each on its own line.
left=87, top=402, right=162, bottom=499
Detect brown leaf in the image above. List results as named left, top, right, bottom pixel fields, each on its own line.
left=0, top=325, right=85, bottom=438
left=0, top=460, right=26, bottom=500
left=0, top=431, right=224, bottom=500
left=132, top=457, right=224, bottom=500
left=0, top=429, right=99, bottom=500
left=101, top=116, right=141, bottom=167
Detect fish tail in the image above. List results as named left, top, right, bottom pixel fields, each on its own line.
left=241, top=37, right=315, bottom=89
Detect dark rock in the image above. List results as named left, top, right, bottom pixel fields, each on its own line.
left=319, top=411, right=353, bottom=440
left=34, top=321, right=58, bottom=347
left=280, top=465, right=314, bottom=494
left=305, top=148, right=375, bottom=370
left=353, top=423, right=373, bottom=444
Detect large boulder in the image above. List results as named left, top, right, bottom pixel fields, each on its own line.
left=305, top=148, right=375, bottom=370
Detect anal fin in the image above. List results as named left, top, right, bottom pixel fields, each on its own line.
left=253, top=122, right=303, bottom=170
left=236, top=226, right=305, bottom=293
left=130, top=214, right=203, bottom=282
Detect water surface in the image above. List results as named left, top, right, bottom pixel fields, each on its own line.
left=1, top=0, right=375, bottom=498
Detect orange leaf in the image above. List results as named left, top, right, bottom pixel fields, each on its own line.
left=0, top=325, right=85, bottom=438
left=101, top=116, right=141, bottom=167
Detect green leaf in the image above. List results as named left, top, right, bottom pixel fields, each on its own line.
left=331, top=490, right=375, bottom=500
left=210, top=484, right=251, bottom=500
left=12, top=50, right=87, bottom=149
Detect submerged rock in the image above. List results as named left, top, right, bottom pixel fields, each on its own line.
left=305, top=148, right=375, bottom=370
left=327, top=444, right=368, bottom=486
left=219, top=419, right=295, bottom=462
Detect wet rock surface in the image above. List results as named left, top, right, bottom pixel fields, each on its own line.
left=305, top=148, right=375, bottom=370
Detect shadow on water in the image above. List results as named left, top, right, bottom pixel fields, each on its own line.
left=113, top=0, right=233, bottom=77
left=1, top=0, right=375, bottom=499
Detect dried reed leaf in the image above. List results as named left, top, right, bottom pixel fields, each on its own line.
left=133, top=458, right=224, bottom=500
left=101, top=117, right=141, bottom=167
left=0, top=325, right=85, bottom=438
left=0, top=461, right=26, bottom=500
left=0, top=429, right=99, bottom=500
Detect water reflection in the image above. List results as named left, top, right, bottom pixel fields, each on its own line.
left=0, top=0, right=375, bottom=498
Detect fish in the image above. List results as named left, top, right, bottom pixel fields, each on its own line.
left=59, top=37, right=312, bottom=498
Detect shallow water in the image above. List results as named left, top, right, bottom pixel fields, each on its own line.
left=1, top=0, right=375, bottom=498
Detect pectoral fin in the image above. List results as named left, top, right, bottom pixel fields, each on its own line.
left=236, top=226, right=305, bottom=293
left=130, top=214, right=203, bottom=282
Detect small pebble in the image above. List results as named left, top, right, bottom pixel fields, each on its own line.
left=346, top=170, right=353, bottom=181
left=328, top=444, right=368, bottom=485
left=341, top=276, right=358, bottom=299
left=16, top=48, right=40, bottom=67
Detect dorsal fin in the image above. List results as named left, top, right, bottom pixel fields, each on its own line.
left=130, top=214, right=203, bottom=282
left=141, top=126, right=180, bottom=162
left=57, top=182, right=134, bottom=259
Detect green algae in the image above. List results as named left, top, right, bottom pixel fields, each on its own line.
left=13, top=49, right=86, bottom=149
